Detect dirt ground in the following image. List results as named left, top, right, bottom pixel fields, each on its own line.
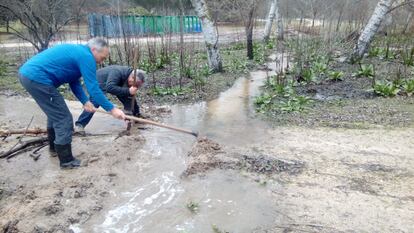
left=185, top=128, right=414, bottom=233
left=0, top=97, right=171, bottom=232
left=1, top=95, right=414, bottom=233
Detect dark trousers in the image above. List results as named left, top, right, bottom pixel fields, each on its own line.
left=19, top=75, right=73, bottom=145
left=75, top=95, right=140, bottom=128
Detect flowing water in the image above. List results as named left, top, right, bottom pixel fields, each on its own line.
left=76, top=55, right=286, bottom=233
left=0, top=54, right=285, bottom=232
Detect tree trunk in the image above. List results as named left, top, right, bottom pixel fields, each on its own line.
left=263, top=0, right=277, bottom=42
left=246, top=7, right=255, bottom=60
left=352, top=0, right=393, bottom=61
left=275, top=0, right=283, bottom=41
left=190, top=0, right=223, bottom=72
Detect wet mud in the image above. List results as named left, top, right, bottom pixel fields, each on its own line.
left=183, top=138, right=304, bottom=177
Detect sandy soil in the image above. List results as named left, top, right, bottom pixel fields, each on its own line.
left=185, top=127, right=414, bottom=233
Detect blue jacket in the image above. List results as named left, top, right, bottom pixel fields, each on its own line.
left=19, top=44, right=114, bottom=111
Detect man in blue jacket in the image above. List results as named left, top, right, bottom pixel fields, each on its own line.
left=75, top=65, right=146, bottom=134
left=18, top=38, right=126, bottom=169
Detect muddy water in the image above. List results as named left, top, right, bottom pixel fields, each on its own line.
left=0, top=55, right=282, bottom=232
left=72, top=57, right=282, bottom=232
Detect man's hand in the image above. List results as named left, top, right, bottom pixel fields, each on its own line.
left=83, top=101, right=96, bottom=113
left=129, top=86, right=138, bottom=96
left=110, top=108, right=126, bottom=120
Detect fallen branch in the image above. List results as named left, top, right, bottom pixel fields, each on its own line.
left=5, top=116, right=34, bottom=156
left=0, top=128, right=47, bottom=137
left=0, top=137, right=48, bottom=159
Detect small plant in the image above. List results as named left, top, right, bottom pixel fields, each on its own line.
left=255, top=93, right=274, bottom=113
left=402, top=79, right=414, bottom=96
left=186, top=201, right=199, bottom=213
left=212, top=225, right=229, bottom=233
left=279, top=95, right=312, bottom=113
left=150, top=86, right=188, bottom=96
left=355, top=64, right=375, bottom=78
left=199, top=63, right=213, bottom=77
left=311, top=61, right=328, bottom=75
left=299, top=68, right=316, bottom=83
left=368, top=46, right=383, bottom=58
left=192, top=75, right=206, bottom=89
left=328, top=71, right=344, bottom=81
left=0, top=59, right=8, bottom=76
left=373, top=81, right=400, bottom=97
left=227, top=57, right=248, bottom=73
left=401, top=47, right=414, bottom=66
left=253, top=42, right=266, bottom=64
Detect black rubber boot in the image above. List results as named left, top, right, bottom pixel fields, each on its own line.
left=47, top=128, right=57, bottom=157
left=55, top=143, right=81, bottom=169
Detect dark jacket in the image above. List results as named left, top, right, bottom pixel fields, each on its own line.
left=97, top=65, right=133, bottom=97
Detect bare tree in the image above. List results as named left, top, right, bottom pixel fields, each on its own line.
left=351, top=0, right=393, bottom=61
left=0, top=0, right=84, bottom=52
left=190, top=0, right=223, bottom=72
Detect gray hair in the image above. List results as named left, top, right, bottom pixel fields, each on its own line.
left=135, top=69, right=146, bottom=82
left=87, top=38, right=108, bottom=52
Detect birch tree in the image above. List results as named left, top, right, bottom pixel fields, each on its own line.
left=351, top=0, right=393, bottom=61
left=190, top=0, right=223, bottom=72
left=275, top=0, right=284, bottom=40
left=263, top=0, right=277, bottom=42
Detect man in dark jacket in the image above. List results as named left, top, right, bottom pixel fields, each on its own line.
left=75, top=65, right=146, bottom=133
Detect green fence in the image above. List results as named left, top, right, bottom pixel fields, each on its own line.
left=88, top=14, right=202, bottom=37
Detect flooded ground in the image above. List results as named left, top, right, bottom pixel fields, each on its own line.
left=1, top=53, right=413, bottom=232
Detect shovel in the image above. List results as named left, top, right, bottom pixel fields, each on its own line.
left=97, top=109, right=198, bottom=137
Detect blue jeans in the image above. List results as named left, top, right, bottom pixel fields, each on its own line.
left=75, top=95, right=140, bottom=128
left=19, top=75, right=73, bottom=145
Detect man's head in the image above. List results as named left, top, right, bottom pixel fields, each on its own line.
left=128, top=69, right=146, bottom=88
left=87, top=38, right=109, bottom=64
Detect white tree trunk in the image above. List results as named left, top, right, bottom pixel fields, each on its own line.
left=275, top=0, right=284, bottom=40
left=190, top=0, right=223, bottom=72
left=263, top=0, right=277, bottom=42
left=352, top=0, right=393, bottom=60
